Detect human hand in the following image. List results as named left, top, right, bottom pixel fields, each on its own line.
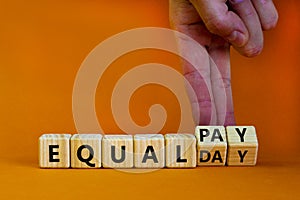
left=169, top=0, right=278, bottom=125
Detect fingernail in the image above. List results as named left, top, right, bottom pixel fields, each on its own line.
left=227, top=31, right=247, bottom=47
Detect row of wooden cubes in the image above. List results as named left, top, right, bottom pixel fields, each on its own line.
left=39, top=126, right=258, bottom=168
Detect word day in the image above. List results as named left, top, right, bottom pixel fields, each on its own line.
left=39, top=126, right=258, bottom=168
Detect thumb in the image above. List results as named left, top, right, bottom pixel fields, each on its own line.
left=190, top=0, right=249, bottom=47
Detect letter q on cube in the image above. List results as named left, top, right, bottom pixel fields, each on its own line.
left=70, top=134, right=102, bottom=168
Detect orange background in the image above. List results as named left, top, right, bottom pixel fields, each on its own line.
left=0, top=0, right=299, bottom=199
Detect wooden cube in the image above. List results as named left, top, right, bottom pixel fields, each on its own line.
left=134, top=134, right=165, bottom=168
left=102, top=135, right=133, bottom=168
left=70, top=134, right=102, bottom=168
left=226, top=126, right=258, bottom=166
left=39, top=134, right=71, bottom=168
left=195, top=126, right=227, bottom=166
left=165, top=134, right=196, bottom=168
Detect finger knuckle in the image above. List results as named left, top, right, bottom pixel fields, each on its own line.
left=205, top=15, right=227, bottom=35
left=243, top=9, right=257, bottom=18
left=191, top=99, right=212, bottom=108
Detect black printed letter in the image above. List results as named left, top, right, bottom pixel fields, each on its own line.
left=142, top=146, right=158, bottom=163
left=49, top=145, right=60, bottom=162
left=111, top=146, right=126, bottom=163
left=77, top=145, right=95, bottom=167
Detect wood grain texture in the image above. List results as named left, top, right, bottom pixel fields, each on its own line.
left=39, top=134, right=71, bottom=168
left=134, top=134, right=165, bottom=168
left=165, top=134, right=196, bottom=168
left=195, top=126, right=227, bottom=166
left=226, top=126, right=258, bottom=166
left=102, top=135, right=133, bottom=168
left=70, top=134, right=102, bottom=168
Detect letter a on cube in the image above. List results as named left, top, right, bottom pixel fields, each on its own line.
left=134, top=134, right=165, bottom=168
